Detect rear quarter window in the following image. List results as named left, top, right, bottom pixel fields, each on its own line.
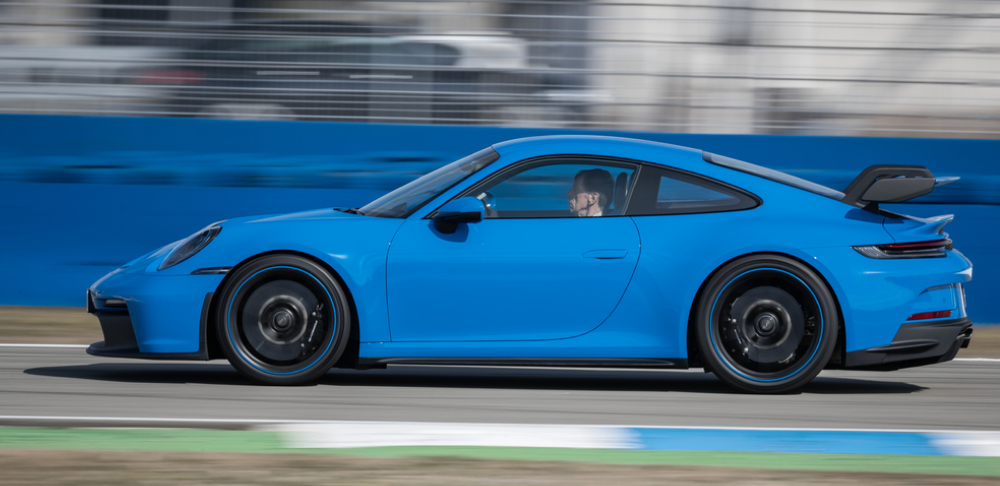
left=626, top=164, right=759, bottom=216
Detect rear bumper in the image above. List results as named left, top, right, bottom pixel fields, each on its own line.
left=845, top=317, right=972, bottom=371
left=803, top=246, right=971, bottom=354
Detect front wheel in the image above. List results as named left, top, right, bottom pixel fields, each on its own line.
left=695, top=255, right=838, bottom=394
left=216, top=255, right=350, bottom=385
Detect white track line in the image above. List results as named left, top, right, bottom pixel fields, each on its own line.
left=0, top=343, right=88, bottom=348
left=0, top=415, right=998, bottom=435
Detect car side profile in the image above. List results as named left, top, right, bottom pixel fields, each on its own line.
left=87, top=136, right=973, bottom=393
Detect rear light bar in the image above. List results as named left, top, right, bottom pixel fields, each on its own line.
left=853, top=239, right=952, bottom=259
left=907, top=310, right=952, bottom=321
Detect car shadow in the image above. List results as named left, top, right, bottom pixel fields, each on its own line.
left=24, top=363, right=927, bottom=395
left=24, top=362, right=256, bottom=386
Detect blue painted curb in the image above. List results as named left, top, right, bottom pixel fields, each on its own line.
left=629, top=428, right=960, bottom=455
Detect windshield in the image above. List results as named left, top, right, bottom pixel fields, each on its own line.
left=705, top=152, right=846, bottom=201
left=359, top=147, right=500, bottom=218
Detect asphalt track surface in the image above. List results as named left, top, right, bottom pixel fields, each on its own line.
left=1, top=346, right=998, bottom=431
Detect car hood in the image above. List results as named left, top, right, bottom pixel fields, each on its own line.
left=223, top=208, right=366, bottom=227
left=119, top=207, right=403, bottom=275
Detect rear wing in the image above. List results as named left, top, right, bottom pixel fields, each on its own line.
left=842, top=165, right=958, bottom=212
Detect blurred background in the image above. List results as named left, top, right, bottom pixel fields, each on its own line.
left=0, top=0, right=998, bottom=321
left=1, top=0, right=999, bottom=135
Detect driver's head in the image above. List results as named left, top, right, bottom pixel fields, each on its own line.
left=568, top=168, right=614, bottom=217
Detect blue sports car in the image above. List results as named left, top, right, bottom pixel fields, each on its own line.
left=87, top=136, right=973, bottom=393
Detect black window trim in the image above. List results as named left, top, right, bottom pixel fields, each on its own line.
left=625, top=161, right=761, bottom=217
left=425, top=154, right=645, bottom=220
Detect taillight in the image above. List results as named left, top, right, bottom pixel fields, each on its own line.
left=907, top=310, right=952, bottom=321
left=853, top=239, right=952, bottom=259
left=133, top=69, right=204, bottom=85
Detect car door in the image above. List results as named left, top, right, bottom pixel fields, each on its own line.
left=386, top=157, right=641, bottom=342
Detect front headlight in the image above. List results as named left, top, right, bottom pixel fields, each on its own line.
left=158, top=223, right=223, bottom=271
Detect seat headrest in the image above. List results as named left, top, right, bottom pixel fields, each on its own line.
left=613, top=172, right=628, bottom=211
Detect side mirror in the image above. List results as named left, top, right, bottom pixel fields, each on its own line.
left=432, top=196, right=485, bottom=234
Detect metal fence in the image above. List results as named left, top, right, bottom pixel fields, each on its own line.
left=1, top=0, right=999, bottom=137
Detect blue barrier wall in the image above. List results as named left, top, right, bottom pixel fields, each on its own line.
left=1, top=114, right=997, bottom=322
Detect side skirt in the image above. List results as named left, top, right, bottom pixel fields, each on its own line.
left=353, top=357, right=689, bottom=370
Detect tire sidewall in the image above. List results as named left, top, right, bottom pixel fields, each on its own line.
left=696, top=255, right=839, bottom=394
left=216, top=254, right=350, bottom=385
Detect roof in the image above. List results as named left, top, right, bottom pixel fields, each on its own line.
left=492, top=135, right=703, bottom=158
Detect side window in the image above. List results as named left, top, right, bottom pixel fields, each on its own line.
left=626, top=165, right=758, bottom=216
left=468, top=157, right=639, bottom=218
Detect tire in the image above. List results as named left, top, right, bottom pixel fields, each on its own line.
left=216, top=254, right=350, bottom=385
left=695, top=255, right=838, bottom=394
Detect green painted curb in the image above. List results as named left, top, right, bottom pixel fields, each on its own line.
left=0, top=427, right=997, bottom=476
left=0, top=426, right=285, bottom=454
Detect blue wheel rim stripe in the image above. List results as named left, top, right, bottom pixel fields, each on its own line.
left=226, top=265, right=338, bottom=376
left=708, top=267, right=824, bottom=383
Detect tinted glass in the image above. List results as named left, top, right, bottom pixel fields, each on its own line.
left=657, top=176, right=736, bottom=205
left=627, top=165, right=758, bottom=216
left=360, top=147, right=499, bottom=218
left=467, top=158, right=638, bottom=218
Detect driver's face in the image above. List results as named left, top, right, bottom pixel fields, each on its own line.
left=567, top=177, right=598, bottom=217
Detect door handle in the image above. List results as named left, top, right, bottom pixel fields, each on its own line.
left=582, top=249, right=628, bottom=259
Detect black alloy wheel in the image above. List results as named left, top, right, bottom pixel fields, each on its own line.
left=695, top=255, right=838, bottom=394
left=216, top=254, right=350, bottom=385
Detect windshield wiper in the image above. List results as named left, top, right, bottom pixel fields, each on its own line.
left=335, top=207, right=364, bottom=215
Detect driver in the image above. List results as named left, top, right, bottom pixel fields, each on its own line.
left=567, top=168, right=614, bottom=217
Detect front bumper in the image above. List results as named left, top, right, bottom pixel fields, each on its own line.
left=87, top=289, right=215, bottom=360
left=86, top=267, right=224, bottom=358
left=845, top=317, right=973, bottom=370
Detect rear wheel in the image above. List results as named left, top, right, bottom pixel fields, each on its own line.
left=695, top=255, right=838, bottom=393
left=216, top=255, right=350, bottom=385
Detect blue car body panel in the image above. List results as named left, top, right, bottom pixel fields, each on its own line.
left=99, top=209, right=405, bottom=345
left=87, top=135, right=973, bottom=367
left=90, top=269, right=223, bottom=353
left=802, top=247, right=970, bottom=352
left=386, top=216, right=640, bottom=342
